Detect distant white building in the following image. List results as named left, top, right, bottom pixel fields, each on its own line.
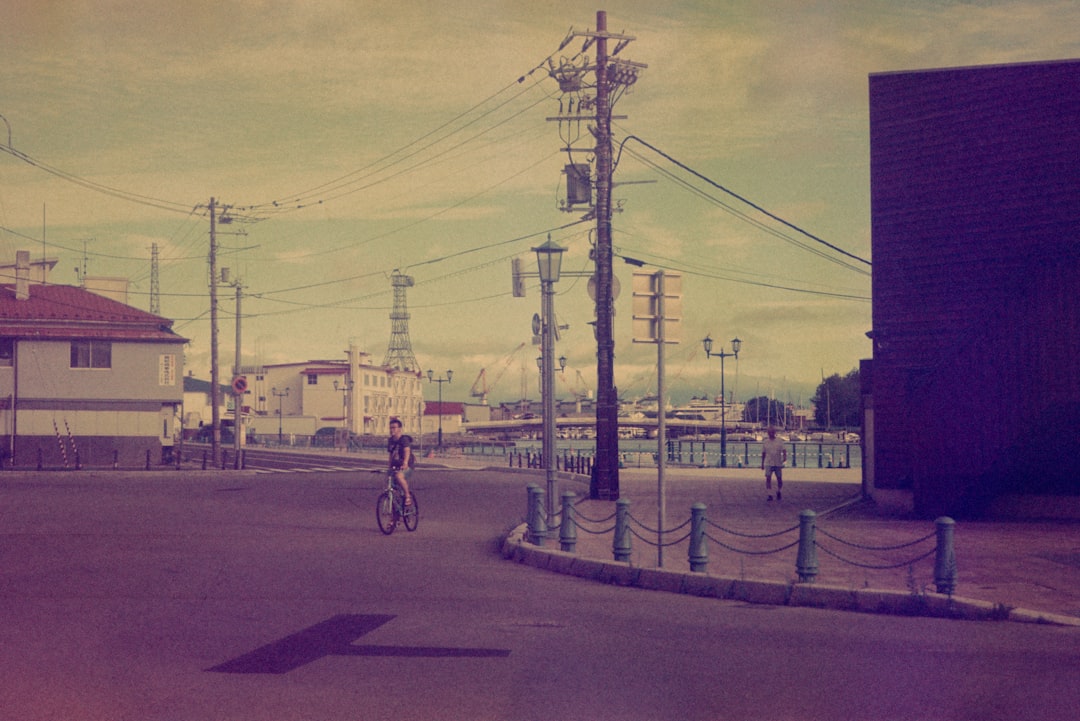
left=249, top=343, right=424, bottom=438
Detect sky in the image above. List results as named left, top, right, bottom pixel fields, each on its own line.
left=1, top=0, right=1078, bottom=408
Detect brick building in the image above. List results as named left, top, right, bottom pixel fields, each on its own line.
left=865, top=59, right=1080, bottom=516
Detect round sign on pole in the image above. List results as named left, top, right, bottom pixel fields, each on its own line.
left=232, top=376, right=248, bottom=394
left=587, top=274, right=621, bottom=301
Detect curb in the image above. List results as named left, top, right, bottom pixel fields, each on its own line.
left=501, top=523, right=1080, bottom=627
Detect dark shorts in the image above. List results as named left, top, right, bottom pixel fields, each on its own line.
left=765, top=465, right=783, bottom=477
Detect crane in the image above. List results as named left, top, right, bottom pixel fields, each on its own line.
left=469, top=342, right=526, bottom=405
left=558, top=367, right=593, bottom=414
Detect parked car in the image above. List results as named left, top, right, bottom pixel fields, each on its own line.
left=313, top=426, right=363, bottom=448
left=195, top=425, right=234, bottom=444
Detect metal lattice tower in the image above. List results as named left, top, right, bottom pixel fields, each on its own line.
left=383, top=271, right=419, bottom=371
left=149, top=242, right=160, bottom=315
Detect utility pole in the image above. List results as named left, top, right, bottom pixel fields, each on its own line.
left=592, top=10, right=618, bottom=501
left=225, top=269, right=244, bottom=467
left=547, top=10, right=646, bottom=500
left=208, top=197, right=221, bottom=467
left=204, top=199, right=249, bottom=467
left=149, top=242, right=160, bottom=315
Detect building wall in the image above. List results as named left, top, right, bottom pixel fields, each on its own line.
left=0, top=338, right=184, bottom=467
left=868, top=59, right=1080, bottom=516
left=255, top=359, right=424, bottom=438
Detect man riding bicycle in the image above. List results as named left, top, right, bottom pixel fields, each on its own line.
left=387, top=418, right=415, bottom=507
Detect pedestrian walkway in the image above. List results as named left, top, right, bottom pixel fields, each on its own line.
left=498, top=464, right=1080, bottom=625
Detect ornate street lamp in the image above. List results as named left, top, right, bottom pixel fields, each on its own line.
left=272, top=387, right=289, bottom=446
left=533, top=239, right=566, bottom=523
left=333, top=379, right=354, bottom=432
left=426, top=369, right=453, bottom=448
left=703, top=336, right=742, bottom=468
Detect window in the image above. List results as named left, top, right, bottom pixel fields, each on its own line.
left=0, top=338, right=12, bottom=367
left=307, top=374, right=318, bottom=385
left=70, top=340, right=111, bottom=369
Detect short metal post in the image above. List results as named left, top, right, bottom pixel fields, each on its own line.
left=559, top=491, right=577, bottom=553
left=146, top=449, right=151, bottom=470
left=934, top=517, right=957, bottom=594
left=688, top=502, right=708, bottom=572
left=527, top=484, right=547, bottom=547
left=796, top=509, right=819, bottom=583
left=613, top=497, right=631, bottom=562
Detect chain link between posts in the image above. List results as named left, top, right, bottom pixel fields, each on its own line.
left=522, top=487, right=957, bottom=591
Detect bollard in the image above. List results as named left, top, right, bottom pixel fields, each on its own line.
left=201, top=450, right=208, bottom=470
left=613, top=497, right=631, bottom=562
left=146, top=449, right=151, bottom=470
left=527, top=484, right=547, bottom=547
left=113, top=449, right=119, bottom=470
left=559, top=491, right=577, bottom=553
left=934, top=517, right=957, bottom=595
left=796, top=509, right=819, bottom=583
left=688, top=502, right=708, bottom=572
left=37, top=448, right=43, bottom=471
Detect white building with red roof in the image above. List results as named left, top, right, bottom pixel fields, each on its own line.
left=0, top=251, right=186, bottom=468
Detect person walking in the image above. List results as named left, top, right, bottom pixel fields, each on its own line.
left=387, top=418, right=415, bottom=507
left=760, top=426, right=787, bottom=501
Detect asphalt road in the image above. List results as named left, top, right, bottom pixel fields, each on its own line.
left=1, top=467, right=1077, bottom=720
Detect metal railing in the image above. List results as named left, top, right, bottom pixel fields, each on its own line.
left=524, top=485, right=957, bottom=595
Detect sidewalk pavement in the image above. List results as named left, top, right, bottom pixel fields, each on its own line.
left=493, top=463, right=1080, bottom=626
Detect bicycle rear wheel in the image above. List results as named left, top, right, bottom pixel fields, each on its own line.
left=402, top=491, right=419, bottom=531
left=375, top=490, right=397, bottom=535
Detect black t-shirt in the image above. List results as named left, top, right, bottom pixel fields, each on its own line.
left=388, top=434, right=415, bottom=469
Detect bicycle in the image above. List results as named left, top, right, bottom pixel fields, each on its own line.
left=374, top=469, right=419, bottom=535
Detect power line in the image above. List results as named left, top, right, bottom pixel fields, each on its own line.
left=0, top=144, right=195, bottom=216
left=613, top=248, right=870, bottom=301
left=616, top=134, right=872, bottom=267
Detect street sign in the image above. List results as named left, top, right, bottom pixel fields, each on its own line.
left=232, top=375, right=248, bottom=395
left=631, top=270, right=681, bottom=343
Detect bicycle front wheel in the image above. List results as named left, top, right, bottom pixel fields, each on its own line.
left=375, top=490, right=397, bottom=535
left=402, top=491, right=419, bottom=532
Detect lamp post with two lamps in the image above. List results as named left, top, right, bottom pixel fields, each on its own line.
left=333, top=379, right=353, bottom=431
left=426, top=369, right=453, bottom=449
left=702, top=335, right=741, bottom=468
left=271, top=387, right=289, bottom=446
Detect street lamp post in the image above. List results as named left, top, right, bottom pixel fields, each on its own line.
left=272, top=387, right=289, bottom=446
left=533, top=239, right=566, bottom=524
left=333, top=379, right=353, bottom=431
left=426, top=369, right=453, bottom=449
left=703, top=336, right=741, bottom=468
